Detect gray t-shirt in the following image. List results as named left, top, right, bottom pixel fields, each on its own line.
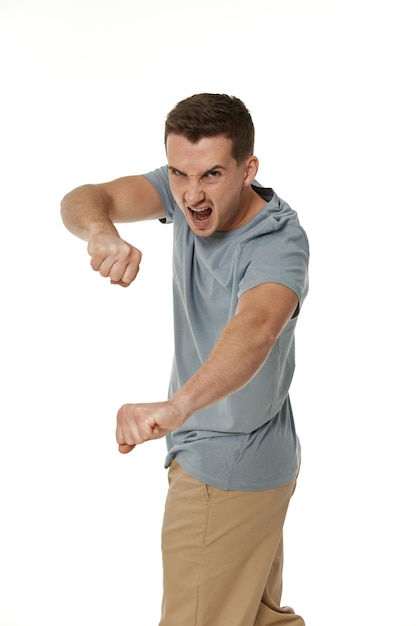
left=145, top=165, right=309, bottom=490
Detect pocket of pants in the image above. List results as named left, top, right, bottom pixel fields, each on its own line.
left=203, top=482, right=213, bottom=502
left=167, top=459, right=180, bottom=484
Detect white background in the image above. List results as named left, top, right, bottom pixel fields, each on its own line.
left=1, top=0, right=417, bottom=624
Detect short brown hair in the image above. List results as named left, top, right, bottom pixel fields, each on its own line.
left=164, top=93, right=255, bottom=163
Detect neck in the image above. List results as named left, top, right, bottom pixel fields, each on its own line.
left=242, top=186, right=266, bottom=222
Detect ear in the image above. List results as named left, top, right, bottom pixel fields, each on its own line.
left=242, top=155, right=259, bottom=187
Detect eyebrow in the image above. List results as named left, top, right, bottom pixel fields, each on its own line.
left=168, top=165, right=226, bottom=177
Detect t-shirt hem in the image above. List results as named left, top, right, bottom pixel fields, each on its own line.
left=168, top=455, right=299, bottom=492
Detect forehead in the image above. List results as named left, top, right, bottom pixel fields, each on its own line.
left=166, top=134, right=235, bottom=171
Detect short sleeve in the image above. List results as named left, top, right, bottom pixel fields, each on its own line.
left=144, top=165, right=176, bottom=224
left=238, top=222, right=309, bottom=314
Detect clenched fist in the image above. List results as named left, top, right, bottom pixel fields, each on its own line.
left=116, top=400, right=186, bottom=454
left=88, top=232, right=142, bottom=287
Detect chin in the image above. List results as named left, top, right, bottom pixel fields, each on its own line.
left=191, top=226, right=215, bottom=238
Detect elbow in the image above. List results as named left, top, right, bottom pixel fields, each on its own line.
left=264, top=328, right=279, bottom=355
left=252, top=325, right=278, bottom=364
left=60, top=191, right=74, bottom=229
left=60, top=185, right=84, bottom=220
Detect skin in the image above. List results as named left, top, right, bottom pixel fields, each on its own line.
left=60, top=134, right=298, bottom=453
left=166, top=134, right=266, bottom=236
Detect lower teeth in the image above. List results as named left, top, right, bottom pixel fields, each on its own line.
left=193, top=210, right=210, bottom=222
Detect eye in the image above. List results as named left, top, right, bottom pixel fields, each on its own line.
left=169, top=168, right=184, bottom=177
left=206, top=170, right=220, bottom=178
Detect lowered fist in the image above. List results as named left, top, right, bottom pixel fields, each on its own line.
left=116, top=400, right=185, bottom=454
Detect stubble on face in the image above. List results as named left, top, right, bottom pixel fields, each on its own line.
left=166, top=134, right=260, bottom=236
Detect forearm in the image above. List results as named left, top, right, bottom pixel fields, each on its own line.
left=116, top=313, right=276, bottom=452
left=171, top=311, right=276, bottom=420
left=60, top=184, right=119, bottom=241
left=170, top=283, right=298, bottom=424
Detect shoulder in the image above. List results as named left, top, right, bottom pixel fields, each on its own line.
left=245, top=188, right=309, bottom=252
left=144, top=165, right=177, bottom=223
left=237, top=192, right=309, bottom=303
left=144, top=164, right=169, bottom=185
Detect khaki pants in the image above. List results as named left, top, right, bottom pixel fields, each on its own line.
left=159, top=460, right=304, bottom=626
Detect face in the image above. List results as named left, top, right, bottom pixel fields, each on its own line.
left=166, top=134, right=259, bottom=237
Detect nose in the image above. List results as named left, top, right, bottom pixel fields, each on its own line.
left=185, top=177, right=204, bottom=207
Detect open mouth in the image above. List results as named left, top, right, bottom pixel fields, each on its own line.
left=188, top=207, right=213, bottom=226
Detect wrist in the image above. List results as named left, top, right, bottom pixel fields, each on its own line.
left=88, top=222, right=120, bottom=239
left=168, top=390, right=196, bottom=424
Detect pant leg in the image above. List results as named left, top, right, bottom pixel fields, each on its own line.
left=254, top=534, right=305, bottom=625
left=159, top=460, right=304, bottom=626
left=254, top=478, right=305, bottom=626
left=159, top=460, right=211, bottom=626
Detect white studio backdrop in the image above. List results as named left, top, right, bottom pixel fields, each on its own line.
left=1, top=0, right=417, bottom=625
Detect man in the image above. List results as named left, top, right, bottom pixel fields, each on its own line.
left=61, top=93, right=309, bottom=626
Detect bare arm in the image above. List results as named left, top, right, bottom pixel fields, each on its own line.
left=61, top=175, right=165, bottom=286
left=116, top=282, right=298, bottom=452
left=61, top=174, right=165, bottom=238
left=170, top=282, right=298, bottom=416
